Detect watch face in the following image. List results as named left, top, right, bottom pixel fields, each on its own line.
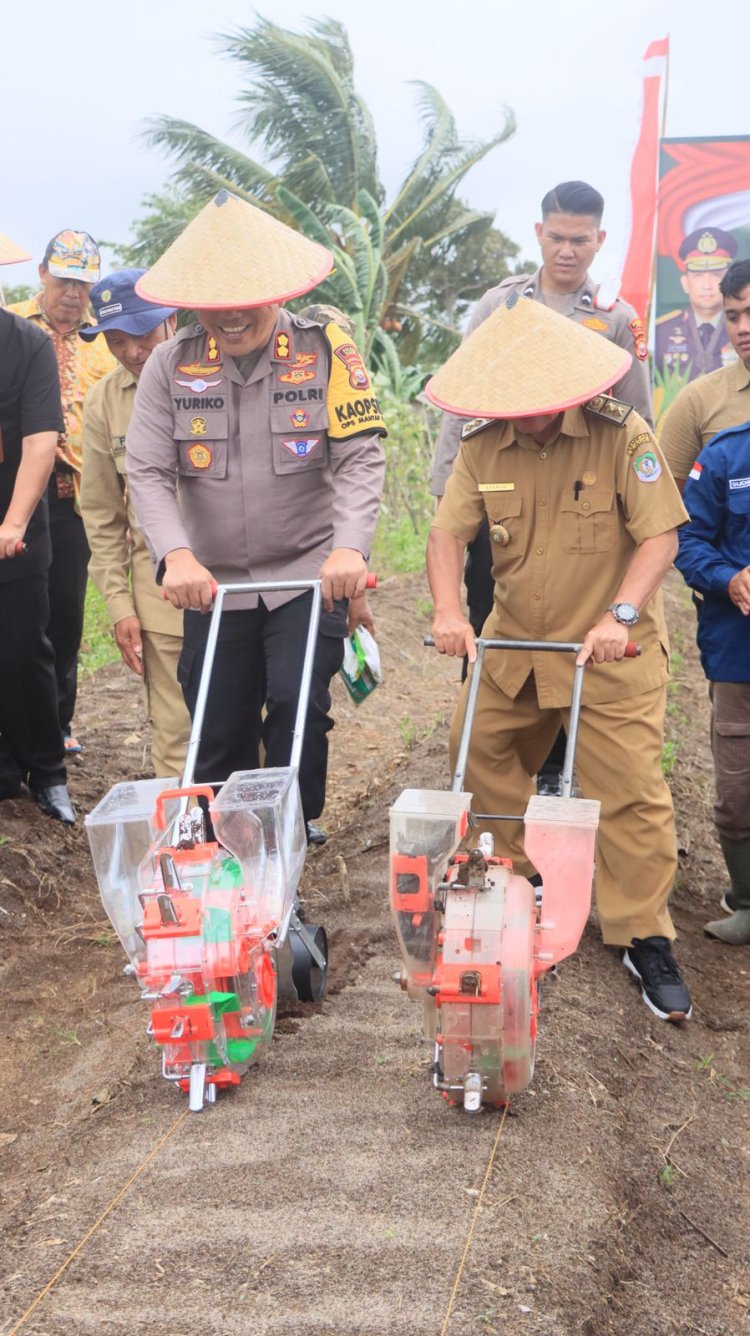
left=614, top=603, right=638, bottom=624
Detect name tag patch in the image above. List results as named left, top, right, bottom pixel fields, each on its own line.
left=282, top=438, right=320, bottom=459
left=729, top=476, right=750, bottom=490
left=478, top=482, right=515, bottom=492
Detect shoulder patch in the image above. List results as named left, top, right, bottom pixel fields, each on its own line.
left=461, top=418, right=493, bottom=441
left=584, top=394, right=634, bottom=427
left=324, top=323, right=386, bottom=440
left=655, top=309, right=682, bottom=325
left=628, top=316, right=649, bottom=361
left=626, top=430, right=653, bottom=457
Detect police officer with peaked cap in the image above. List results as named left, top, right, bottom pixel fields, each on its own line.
left=655, top=226, right=739, bottom=384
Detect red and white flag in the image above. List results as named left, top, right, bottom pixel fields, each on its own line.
left=619, top=38, right=669, bottom=326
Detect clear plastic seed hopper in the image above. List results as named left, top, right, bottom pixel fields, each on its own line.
left=387, top=636, right=638, bottom=1112
left=86, top=580, right=332, bottom=1111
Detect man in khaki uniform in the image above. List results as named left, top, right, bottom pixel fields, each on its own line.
left=79, top=270, right=191, bottom=778
left=661, top=260, right=750, bottom=492
left=126, top=192, right=386, bottom=837
left=427, top=294, right=692, bottom=1021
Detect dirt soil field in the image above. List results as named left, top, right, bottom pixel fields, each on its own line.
left=1, top=572, right=748, bottom=1336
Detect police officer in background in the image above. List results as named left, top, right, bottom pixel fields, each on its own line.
left=655, top=227, right=738, bottom=384
left=431, top=180, right=654, bottom=793
left=126, top=192, right=386, bottom=842
left=0, top=233, right=74, bottom=823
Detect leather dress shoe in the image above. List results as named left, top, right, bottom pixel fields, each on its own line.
left=31, top=784, right=76, bottom=826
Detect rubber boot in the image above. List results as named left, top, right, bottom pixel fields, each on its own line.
left=705, top=837, right=750, bottom=944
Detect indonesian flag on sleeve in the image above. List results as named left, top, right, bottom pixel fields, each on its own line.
left=689, top=461, right=703, bottom=481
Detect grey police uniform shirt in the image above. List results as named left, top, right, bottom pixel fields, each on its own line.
left=125, top=309, right=386, bottom=610
left=430, top=269, right=654, bottom=496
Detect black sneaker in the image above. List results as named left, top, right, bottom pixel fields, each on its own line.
left=306, top=821, right=328, bottom=847
left=720, top=887, right=737, bottom=915
left=622, top=936, right=692, bottom=1021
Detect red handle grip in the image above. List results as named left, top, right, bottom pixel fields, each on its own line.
left=13, top=541, right=27, bottom=556
left=624, top=642, right=641, bottom=658
left=365, top=573, right=377, bottom=589
left=153, top=784, right=215, bottom=831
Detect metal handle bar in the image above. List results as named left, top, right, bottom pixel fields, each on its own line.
left=182, top=579, right=323, bottom=787
left=181, top=574, right=378, bottom=788
left=424, top=635, right=639, bottom=799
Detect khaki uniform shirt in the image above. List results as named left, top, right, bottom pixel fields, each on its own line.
left=8, top=294, right=115, bottom=498
left=434, top=406, right=688, bottom=706
left=659, top=357, right=750, bottom=481
left=430, top=269, right=654, bottom=495
left=126, top=310, right=386, bottom=610
left=80, top=364, right=184, bottom=636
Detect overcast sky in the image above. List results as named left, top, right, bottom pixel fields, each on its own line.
left=2, top=0, right=745, bottom=305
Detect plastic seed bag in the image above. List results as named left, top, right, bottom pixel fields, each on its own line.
left=339, top=626, right=382, bottom=705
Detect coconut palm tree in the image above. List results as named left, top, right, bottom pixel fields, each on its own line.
left=123, top=16, right=521, bottom=388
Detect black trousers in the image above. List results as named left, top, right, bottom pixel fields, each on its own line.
left=464, top=516, right=567, bottom=774
left=47, top=488, right=90, bottom=734
left=178, top=592, right=346, bottom=824
left=0, top=573, right=66, bottom=789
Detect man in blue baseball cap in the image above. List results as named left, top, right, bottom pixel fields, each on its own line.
left=79, top=270, right=191, bottom=777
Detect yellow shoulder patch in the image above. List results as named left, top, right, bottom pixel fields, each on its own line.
left=625, top=430, right=653, bottom=457
left=324, top=323, right=386, bottom=440
left=584, top=394, right=634, bottom=427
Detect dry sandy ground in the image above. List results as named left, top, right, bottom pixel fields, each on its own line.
left=0, top=572, right=748, bottom=1336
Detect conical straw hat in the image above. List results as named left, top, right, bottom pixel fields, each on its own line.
left=0, top=233, right=32, bottom=265
left=136, top=190, right=334, bottom=309
left=426, top=292, right=632, bottom=418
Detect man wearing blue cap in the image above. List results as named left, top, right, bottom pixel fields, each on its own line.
left=79, top=271, right=191, bottom=777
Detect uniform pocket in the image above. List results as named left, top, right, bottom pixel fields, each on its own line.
left=484, top=492, right=524, bottom=555
left=174, top=410, right=228, bottom=479
left=560, top=490, right=615, bottom=554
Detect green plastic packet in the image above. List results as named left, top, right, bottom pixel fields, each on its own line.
left=339, top=626, right=382, bottom=705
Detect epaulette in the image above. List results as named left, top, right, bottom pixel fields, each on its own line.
left=593, top=277, right=620, bottom=312
left=583, top=394, right=634, bottom=427
left=655, top=309, right=682, bottom=324
left=461, top=418, right=493, bottom=440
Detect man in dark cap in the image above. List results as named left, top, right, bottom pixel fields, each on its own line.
left=655, top=227, right=739, bottom=383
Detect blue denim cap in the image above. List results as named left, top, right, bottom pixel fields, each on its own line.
left=79, top=268, right=176, bottom=341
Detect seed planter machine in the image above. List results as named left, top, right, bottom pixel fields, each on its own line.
left=87, top=579, right=337, bottom=1111
left=390, top=637, right=635, bottom=1112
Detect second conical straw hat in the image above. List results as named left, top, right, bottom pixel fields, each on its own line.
left=426, top=292, right=632, bottom=418
left=0, top=233, right=32, bottom=265
left=136, top=190, right=334, bottom=310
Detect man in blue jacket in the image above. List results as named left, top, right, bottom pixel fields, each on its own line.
left=675, top=424, right=750, bottom=943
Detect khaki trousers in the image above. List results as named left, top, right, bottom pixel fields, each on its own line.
left=449, top=672, right=677, bottom=946
left=141, top=630, right=192, bottom=779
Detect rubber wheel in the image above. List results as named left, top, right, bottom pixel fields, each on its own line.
left=290, top=923, right=328, bottom=1002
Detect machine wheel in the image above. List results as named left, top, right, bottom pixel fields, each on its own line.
left=290, top=923, right=328, bottom=1002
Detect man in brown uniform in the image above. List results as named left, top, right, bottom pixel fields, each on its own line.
left=79, top=270, right=191, bottom=778
left=427, top=294, right=692, bottom=1021
left=126, top=192, right=386, bottom=837
left=432, top=180, right=653, bottom=792
left=661, top=260, right=750, bottom=492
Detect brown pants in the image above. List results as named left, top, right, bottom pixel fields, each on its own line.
left=710, top=681, right=750, bottom=841
left=141, top=630, right=192, bottom=779
left=449, top=672, right=677, bottom=946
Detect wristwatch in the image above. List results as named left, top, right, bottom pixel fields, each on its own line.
left=607, top=601, right=639, bottom=626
